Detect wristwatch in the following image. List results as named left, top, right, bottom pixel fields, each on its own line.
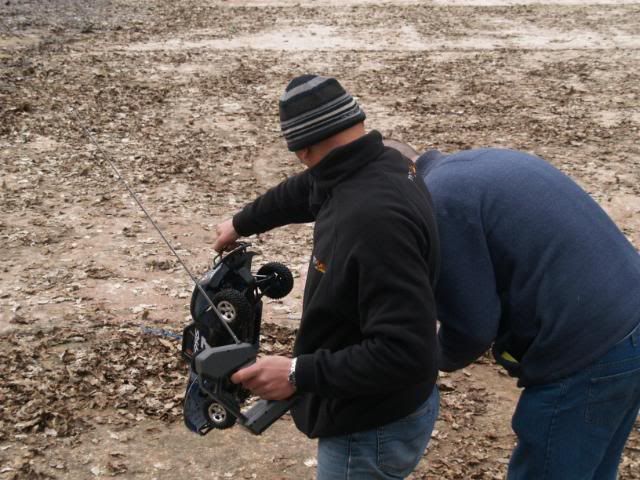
left=288, top=357, right=297, bottom=388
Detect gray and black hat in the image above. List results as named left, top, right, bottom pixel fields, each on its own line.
left=279, top=75, right=366, bottom=152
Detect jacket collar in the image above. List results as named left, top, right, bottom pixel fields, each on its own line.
left=309, top=130, right=384, bottom=193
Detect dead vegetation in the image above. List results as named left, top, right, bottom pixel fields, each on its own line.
left=1, top=0, right=638, bottom=478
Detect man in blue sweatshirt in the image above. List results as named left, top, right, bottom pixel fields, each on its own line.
left=384, top=139, right=640, bottom=480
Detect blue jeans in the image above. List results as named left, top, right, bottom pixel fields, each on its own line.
left=508, top=323, right=640, bottom=480
left=317, top=386, right=439, bottom=479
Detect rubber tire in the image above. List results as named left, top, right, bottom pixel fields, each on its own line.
left=257, top=262, right=294, bottom=299
left=204, top=400, right=236, bottom=430
left=208, top=289, right=254, bottom=344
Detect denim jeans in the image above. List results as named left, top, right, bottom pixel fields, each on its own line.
left=316, top=386, right=439, bottom=479
left=508, top=323, right=640, bottom=480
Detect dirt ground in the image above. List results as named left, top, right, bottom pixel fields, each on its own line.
left=1, top=0, right=639, bottom=478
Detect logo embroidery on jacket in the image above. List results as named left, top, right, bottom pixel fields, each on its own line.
left=313, top=255, right=327, bottom=273
left=408, top=161, right=417, bottom=181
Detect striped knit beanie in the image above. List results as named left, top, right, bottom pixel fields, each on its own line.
left=279, top=75, right=366, bottom=152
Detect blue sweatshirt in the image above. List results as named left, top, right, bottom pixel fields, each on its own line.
left=417, top=148, right=640, bottom=386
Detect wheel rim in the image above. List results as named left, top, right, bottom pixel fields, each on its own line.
left=216, top=300, right=236, bottom=323
left=208, top=403, right=227, bottom=424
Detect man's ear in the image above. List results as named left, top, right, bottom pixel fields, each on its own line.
left=295, top=147, right=311, bottom=166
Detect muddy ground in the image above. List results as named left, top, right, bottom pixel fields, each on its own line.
left=1, top=0, right=639, bottom=478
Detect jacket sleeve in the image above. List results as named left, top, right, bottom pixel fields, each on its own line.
left=232, top=170, right=315, bottom=237
left=435, top=208, right=502, bottom=372
left=294, top=211, right=438, bottom=397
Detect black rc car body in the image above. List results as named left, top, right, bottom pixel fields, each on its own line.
left=181, top=243, right=296, bottom=435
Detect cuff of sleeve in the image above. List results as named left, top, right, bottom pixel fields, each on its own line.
left=437, top=351, right=461, bottom=372
left=232, top=208, right=257, bottom=237
left=437, top=343, right=474, bottom=372
left=293, top=353, right=316, bottom=393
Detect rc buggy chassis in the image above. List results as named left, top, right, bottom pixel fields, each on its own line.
left=181, top=243, right=297, bottom=435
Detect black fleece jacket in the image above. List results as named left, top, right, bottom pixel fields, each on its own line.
left=233, top=131, right=440, bottom=438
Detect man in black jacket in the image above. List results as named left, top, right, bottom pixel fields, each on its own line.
left=214, top=75, right=440, bottom=479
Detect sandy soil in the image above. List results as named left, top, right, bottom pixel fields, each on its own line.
left=1, top=0, right=639, bottom=478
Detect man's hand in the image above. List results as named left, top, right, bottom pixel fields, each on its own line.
left=213, top=218, right=240, bottom=253
left=230, top=356, right=296, bottom=401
